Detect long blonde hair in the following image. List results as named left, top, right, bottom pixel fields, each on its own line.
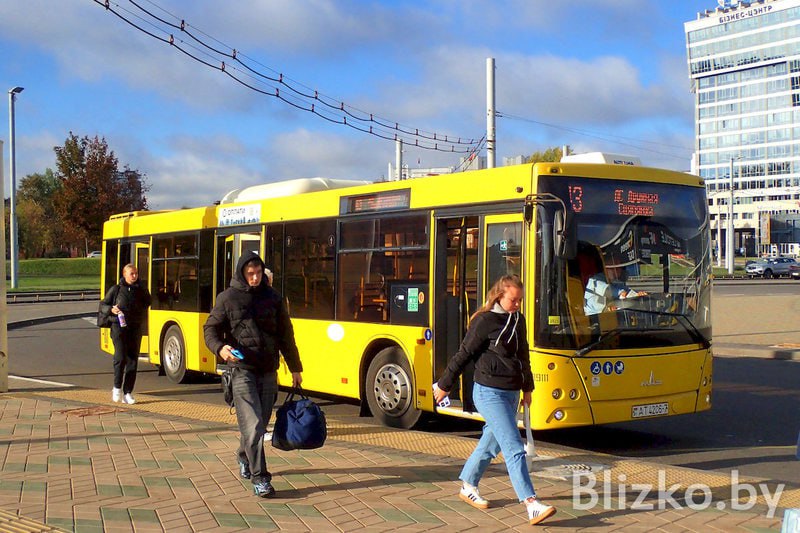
left=470, top=275, right=523, bottom=321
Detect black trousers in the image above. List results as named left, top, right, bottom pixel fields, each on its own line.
left=111, top=323, right=142, bottom=394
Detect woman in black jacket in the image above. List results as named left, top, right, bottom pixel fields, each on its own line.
left=433, top=275, right=556, bottom=526
left=102, top=264, right=151, bottom=405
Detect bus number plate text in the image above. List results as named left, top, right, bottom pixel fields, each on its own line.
left=631, top=402, right=668, bottom=418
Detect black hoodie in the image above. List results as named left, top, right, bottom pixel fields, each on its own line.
left=438, top=304, right=533, bottom=393
left=203, top=252, right=302, bottom=374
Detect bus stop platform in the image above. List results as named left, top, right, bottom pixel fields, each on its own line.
left=0, top=385, right=793, bottom=532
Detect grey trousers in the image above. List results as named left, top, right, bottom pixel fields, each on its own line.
left=232, top=368, right=278, bottom=483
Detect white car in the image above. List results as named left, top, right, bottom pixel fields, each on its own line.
left=86, top=251, right=102, bottom=258
left=745, top=257, right=798, bottom=278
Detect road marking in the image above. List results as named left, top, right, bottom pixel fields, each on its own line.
left=9, top=375, right=73, bottom=387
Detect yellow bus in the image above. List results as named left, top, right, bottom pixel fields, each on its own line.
left=99, top=159, right=713, bottom=429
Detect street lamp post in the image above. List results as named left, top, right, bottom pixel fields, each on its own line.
left=8, top=87, right=23, bottom=290
left=726, top=157, right=740, bottom=275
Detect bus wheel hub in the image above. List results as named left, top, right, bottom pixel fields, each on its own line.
left=372, top=363, right=411, bottom=415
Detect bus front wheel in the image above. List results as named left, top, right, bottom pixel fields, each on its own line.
left=365, top=347, right=421, bottom=429
left=162, top=325, right=188, bottom=384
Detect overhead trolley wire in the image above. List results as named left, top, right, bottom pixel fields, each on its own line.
left=497, top=111, right=693, bottom=162
left=95, top=0, right=482, bottom=153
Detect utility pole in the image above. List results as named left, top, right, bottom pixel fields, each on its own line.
left=486, top=58, right=495, bottom=169
left=395, top=139, right=403, bottom=180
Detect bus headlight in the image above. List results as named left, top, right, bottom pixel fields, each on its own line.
left=569, top=389, right=578, bottom=400
left=553, top=409, right=565, bottom=421
left=702, top=377, right=708, bottom=387
left=552, top=388, right=562, bottom=400
left=705, top=393, right=711, bottom=405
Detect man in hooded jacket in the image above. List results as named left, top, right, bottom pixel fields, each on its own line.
left=204, top=252, right=303, bottom=498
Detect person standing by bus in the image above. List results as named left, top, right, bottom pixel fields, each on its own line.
left=204, top=252, right=303, bottom=498
left=433, top=275, right=556, bottom=526
left=104, top=263, right=151, bottom=405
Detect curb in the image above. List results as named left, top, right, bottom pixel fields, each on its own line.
left=8, top=312, right=95, bottom=331
left=714, top=343, right=800, bottom=360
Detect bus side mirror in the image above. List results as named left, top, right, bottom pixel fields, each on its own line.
left=554, top=210, right=577, bottom=260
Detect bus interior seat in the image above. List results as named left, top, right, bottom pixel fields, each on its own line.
left=567, top=242, right=605, bottom=344
left=354, top=275, right=387, bottom=321
left=576, top=242, right=604, bottom=289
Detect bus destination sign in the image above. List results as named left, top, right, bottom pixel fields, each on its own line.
left=568, top=184, right=659, bottom=217
left=219, top=204, right=262, bottom=227
left=342, top=189, right=410, bottom=214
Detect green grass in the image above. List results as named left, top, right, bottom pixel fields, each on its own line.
left=6, top=258, right=100, bottom=292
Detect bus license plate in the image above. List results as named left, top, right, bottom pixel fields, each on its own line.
left=631, top=402, right=669, bottom=418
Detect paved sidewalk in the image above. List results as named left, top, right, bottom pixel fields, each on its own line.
left=0, top=298, right=797, bottom=531
left=0, top=386, right=792, bottom=532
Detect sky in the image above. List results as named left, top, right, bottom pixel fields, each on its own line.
left=0, top=0, right=717, bottom=210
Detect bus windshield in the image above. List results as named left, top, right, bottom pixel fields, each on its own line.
left=534, top=174, right=712, bottom=352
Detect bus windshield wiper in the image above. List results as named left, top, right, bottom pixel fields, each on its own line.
left=575, top=327, right=644, bottom=357
left=616, top=308, right=711, bottom=349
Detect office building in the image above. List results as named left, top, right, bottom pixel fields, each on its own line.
left=686, top=0, right=800, bottom=257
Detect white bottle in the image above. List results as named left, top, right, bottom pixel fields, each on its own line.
left=118, top=310, right=127, bottom=328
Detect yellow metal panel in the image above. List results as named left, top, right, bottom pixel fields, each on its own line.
left=147, top=310, right=217, bottom=373
left=573, top=349, right=709, bottom=401
left=282, top=320, right=429, bottom=401
left=590, top=390, right=700, bottom=425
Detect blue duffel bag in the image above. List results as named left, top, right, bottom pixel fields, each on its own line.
left=271, top=388, right=327, bottom=451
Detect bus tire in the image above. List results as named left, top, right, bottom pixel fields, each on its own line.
left=162, top=325, right=188, bottom=384
left=365, top=347, right=421, bottom=429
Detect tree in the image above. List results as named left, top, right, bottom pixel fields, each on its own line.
left=527, top=146, right=573, bottom=163
left=53, top=133, right=149, bottom=254
left=17, top=169, right=64, bottom=257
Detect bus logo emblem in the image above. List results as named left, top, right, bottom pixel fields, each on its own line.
left=641, top=371, right=662, bottom=387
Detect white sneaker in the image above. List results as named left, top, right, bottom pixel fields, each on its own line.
left=459, top=482, right=489, bottom=509
left=123, top=393, right=136, bottom=405
left=112, top=388, right=122, bottom=403
left=526, top=498, right=556, bottom=525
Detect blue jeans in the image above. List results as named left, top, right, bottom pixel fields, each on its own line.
left=232, top=367, right=278, bottom=483
left=460, top=383, right=536, bottom=501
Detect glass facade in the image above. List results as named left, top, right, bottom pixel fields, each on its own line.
left=686, top=0, right=800, bottom=256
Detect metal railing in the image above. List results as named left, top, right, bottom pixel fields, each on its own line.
left=6, top=290, right=100, bottom=304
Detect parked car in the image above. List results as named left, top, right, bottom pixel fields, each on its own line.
left=86, top=251, right=102, bottom=258
left=745, top=257, right=798, bottom=278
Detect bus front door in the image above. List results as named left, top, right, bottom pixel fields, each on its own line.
left=433, top=216, right=479, bottom=412
left=433, top=214, right=524, bottom=414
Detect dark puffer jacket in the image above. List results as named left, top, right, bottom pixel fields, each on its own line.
left=203, top=252, right=302, bottom=374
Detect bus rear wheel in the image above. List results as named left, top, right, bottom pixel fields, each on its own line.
left=365, top=347, right=421, bottom=429
left=162, top=325, right=188, bottom=384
